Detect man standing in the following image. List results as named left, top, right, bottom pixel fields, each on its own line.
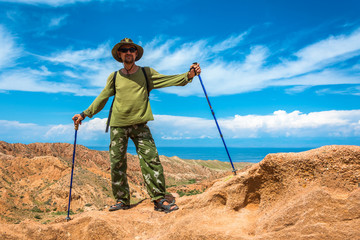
left=72, top=38, right=201, bottom=213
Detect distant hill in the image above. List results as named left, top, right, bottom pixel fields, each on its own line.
left=0, top=141, right=251, bottom=224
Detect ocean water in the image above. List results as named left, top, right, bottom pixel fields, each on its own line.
left=88, top=146, right=311, bottom=163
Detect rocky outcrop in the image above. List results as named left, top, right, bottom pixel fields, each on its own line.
left=1, top=144, right=359, bottom=239
left=180, top=145, right=360, bottom=239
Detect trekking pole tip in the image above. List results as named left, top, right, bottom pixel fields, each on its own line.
left=66, top=216, right=71, bottom=221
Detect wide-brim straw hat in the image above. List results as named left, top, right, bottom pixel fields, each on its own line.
left=111, top=38, right=144, bottom=63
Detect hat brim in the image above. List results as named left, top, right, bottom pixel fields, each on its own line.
left=111, top=42, right=143, bottom=63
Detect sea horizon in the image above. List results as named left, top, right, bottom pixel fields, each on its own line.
left=87, top=146, right=313, bottom=163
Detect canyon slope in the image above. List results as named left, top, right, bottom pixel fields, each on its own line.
left=0, top=141, right=249, bottom=223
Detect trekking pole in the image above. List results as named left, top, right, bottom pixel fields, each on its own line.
left=191, top=63, right=237, bottom=175
left=66, top=118, right=79, bottom=221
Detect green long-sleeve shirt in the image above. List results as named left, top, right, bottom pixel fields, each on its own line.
left=83, top=67, right=192, bottom=127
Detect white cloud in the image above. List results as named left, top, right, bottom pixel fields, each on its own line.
left=316, top=86, right=360, bottom=96
left=273, top=69, right=360, bottom=87
left=150, top=110, right=360, bottom=139
left=221, top=110, right=360, bottom=137
left=45, top=118, right=108, bottom=140
left=44, top=110, right=360, bottom=141
left=0, top=66, right=102, bottom=96
left=0, top=25, right=20, bottom=69
left=140, top=38, right=208, bottom=73
left=294, top=30, right=360, bottom=66
left=140, top=28, right=360, bottom=97
left=2, top=109, right=360, bottom=145
left=44, top=43, right=110, bottom=66
left=212, top=32, right=248, bottom=53
left=5, top=10, right=21, bottom=22
left=285, top=85, right=311, bottom=94
left=0, top=0, right=123, bottom=7
left=0, top=120, right=49, bottom=142
left=0, top=26, right=101, bottom=95
left=48, top=14, right=68, bottom=27
left=0, top=120, right=39, bottom=129
left=0, top=118, right=108, bottom=143
left=0, top=42, right=119, bottom=95
left=139, top=32, right=248, bottom=74
left=0, top=39, right=117, bottom=94
left=42, top=43, right=118, bottom=88
left=2, top=26, right=360, bottom=96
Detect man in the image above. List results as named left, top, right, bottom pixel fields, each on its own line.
left=72, top=38, right=201, bottom=213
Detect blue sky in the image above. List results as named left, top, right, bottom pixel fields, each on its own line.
left=1, top=0, right=360, bottom=148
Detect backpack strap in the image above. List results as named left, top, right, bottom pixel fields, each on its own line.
left=141, top=67, right=150, bottom=97
left=105, top=71, right=117, bottom=133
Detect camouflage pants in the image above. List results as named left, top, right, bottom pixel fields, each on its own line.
left=109, top=123, right=166, bottom=205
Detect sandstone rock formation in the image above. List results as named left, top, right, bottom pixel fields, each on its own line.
left=0, top=144, right=359, bottom=240
left=0, top=141, right=247, bottom=224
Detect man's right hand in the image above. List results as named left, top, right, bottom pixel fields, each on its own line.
left=72, top=114, right=85, bottom=125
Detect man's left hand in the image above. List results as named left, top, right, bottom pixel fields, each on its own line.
left=188, top=63, right=201, bottom=79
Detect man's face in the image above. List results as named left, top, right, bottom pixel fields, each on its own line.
left=117, top=44, right=138, bottom=64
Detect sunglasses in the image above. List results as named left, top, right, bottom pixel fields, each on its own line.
left=118, top=47, right=137, bottom=53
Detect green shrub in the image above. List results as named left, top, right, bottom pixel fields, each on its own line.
left=187, top=179, right=196, bottom=184
left=52, top=211, right=74, bottom=215
left=176, top=190, right=186, bottom=197
left=31, top=206, right=43, bottom=213
left=176, top=189, right=203, bottom=197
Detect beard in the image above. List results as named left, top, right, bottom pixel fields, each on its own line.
left=124, top=54, right=135, bottom=64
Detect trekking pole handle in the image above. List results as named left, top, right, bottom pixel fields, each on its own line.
left=74, top=117, right=80, bottom=131
left=190, top=62, right=199, bottom=76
